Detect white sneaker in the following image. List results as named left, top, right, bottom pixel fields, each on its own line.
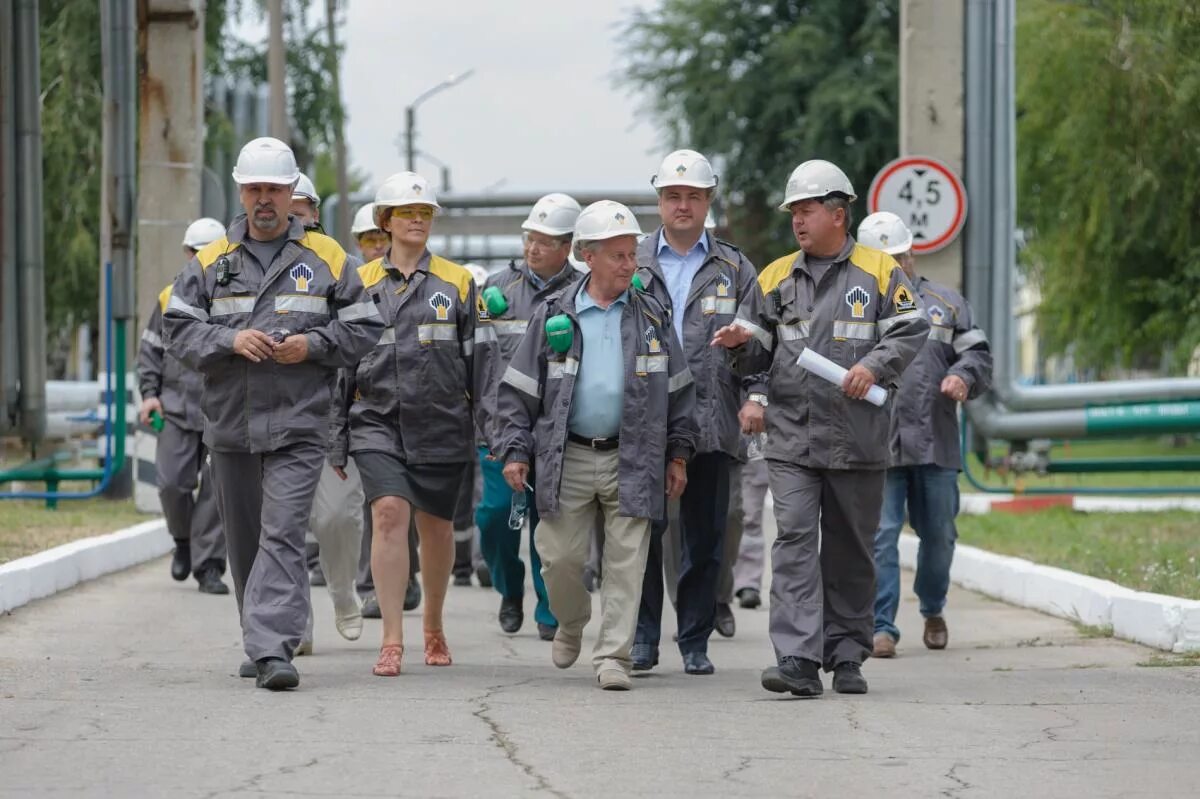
left=597, top=668, right=631, bottom=691
left=333, top=595, right=363, bottom=641
left=295, top=639, right=313, bottom=656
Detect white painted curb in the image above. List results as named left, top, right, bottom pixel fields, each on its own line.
left=898, top=532, right=1200, bottom=653
left=0, top=518, right=169, bottom=615
left=958, top=493, right=1200, bottom=514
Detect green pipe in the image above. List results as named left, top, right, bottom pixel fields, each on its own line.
left=1084, top=401, right=1200, bottom=436
left=1045, top=457, right=1200, bottom=474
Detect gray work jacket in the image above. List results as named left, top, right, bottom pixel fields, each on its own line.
left=889, top=276, right=992, bottom=470
left=493, top=276, right=698, bottom=520
left=732, top=237, right=930, bottom=470
left=138, top=283, right=205, bottom=432
left=634, top=230, right=760, bottom=457
left=164, top=215, right=384, bottom=453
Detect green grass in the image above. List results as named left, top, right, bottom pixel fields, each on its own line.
left=961, top=436, right=1200, bottom=492
left=0, top=497, right=151, bottom=565
left=958, top=507, right=1200, bottom=599
left=1137, top=652, right=1200, bottom=668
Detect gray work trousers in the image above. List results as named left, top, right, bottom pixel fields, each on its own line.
left=768, top=461, right=885, bottom=670
left=210, top=442, right=325, bottom=662
left=717, top=462, right=745, bottom=605
left=732, top=457, right=770, bottom=594
left=156, top=419, right=225, bottom=575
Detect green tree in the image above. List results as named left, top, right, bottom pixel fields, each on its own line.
left=619, top=0, right=899, bottom=266
left=1017, top=0, right=1200, bottom=372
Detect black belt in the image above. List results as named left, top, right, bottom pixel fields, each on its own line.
left=567, top=433, right=620, bottom=451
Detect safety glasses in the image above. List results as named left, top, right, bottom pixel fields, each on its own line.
left=389, top=206, right=435, bottom=221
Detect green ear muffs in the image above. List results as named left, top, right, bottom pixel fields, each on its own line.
left=481, top=285, right=509, bottom=317
left=545, top=313, right=574, bottom=354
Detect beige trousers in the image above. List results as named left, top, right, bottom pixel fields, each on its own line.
left=537, top=442, right=652, bottom=674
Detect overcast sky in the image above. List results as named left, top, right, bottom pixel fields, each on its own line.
left=238, top=0, right=665, bottom=196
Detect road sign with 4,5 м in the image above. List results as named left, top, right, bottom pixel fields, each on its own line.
left=867, top=156, right=967, bottom=254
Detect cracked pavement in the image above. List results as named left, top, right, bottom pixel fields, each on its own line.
left=2, top=516, right=1200, bottom=798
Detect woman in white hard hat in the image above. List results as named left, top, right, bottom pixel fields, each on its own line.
left=348, top=171, right=494, bottom=676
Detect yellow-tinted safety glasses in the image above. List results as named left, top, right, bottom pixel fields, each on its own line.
left=390, top=206, right=435, bottom=221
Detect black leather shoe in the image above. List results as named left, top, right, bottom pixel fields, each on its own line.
left=308, top=566, right=326, bottom=587
left=475, top=564, right=493, bottom=588
left=582, top=569, right=597, bottom=593
left=255, top=658, right=299, bottom=691
left=360, top=592, right=381, bottom=618
left=761, top=656, right=823, bottom=697
left=170, top=544, right=191, bottom=582
left=498, top=596, right=524, bottom=634
left=404, top=579, right=422, bottom=611
left=631, top=643, right=659, bottom=671
left=196, top=567, right=230, bottom=595
left=238, top=660, right=256, bottom=678
left=736, top=587, right=762, bottom=609
left=832, top=662, right=868, bottom=694
left=452, top=571, right=472, bottom=587
left=683, top=651, right=715, bottom=675
left=714, top=603, right=736, bottom=638
left=537, top=623, right=557, bottom=642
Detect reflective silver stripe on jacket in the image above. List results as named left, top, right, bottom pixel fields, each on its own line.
left=635, top=354, right=668, bottom=374
left=168, top=294, right=210, bottom=321
left=953, top=328, right=989, bottom=354
left=928, top=326, right=954, bottom=344
left=475, top=325, right=499, bottom=345
left=832, top=320, right=878, bottom=342
left=140, top=329, right=163, bottom=348
left=209, top=296, right=256, bottom=317
left=275, top=294, right=329, bottom=314
left=734, top=317, right=773, bottom=350
left=417, top=323, right=457, bottom=343
left=700, top=296, right=738, bottom=315
left=877, top=308, right=925, bottom=336
left=492, top=319, right=529, bottom=337
left=668, top=368, right=693, bottom=393
left=376, top=327, right=396, bottom=346
left=547, top=357, right=580, bottom=380
left=777, top=321, right=810, bottom=341
left=337, top=300, right=380, bottom=321
left=503, top=365, right=541, bottom=397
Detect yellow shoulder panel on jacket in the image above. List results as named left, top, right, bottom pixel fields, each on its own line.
left=429, top=255, right=472, bottom=303
left=301, top=231, right=348, bottom=280
left=848, top=243, right=898, bottom=294
left=357, top=258, right=388, bottom=290
left=757, top=252, right=800, bottom=294
left=157, top=283, right=173, bottom=314
left=196, top=237, right=234, bottom=270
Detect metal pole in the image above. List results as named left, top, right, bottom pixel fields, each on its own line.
left=267, top=0, right=288, bottom=140
left=14, top=0, right=46, bottom=444
left=1, top=0, right=20, bottom=432
left=405, top=105, right=416, bottom=172
left=325, top=0, right=350, bottom=244
left=111, top=0, right=136, bottom=322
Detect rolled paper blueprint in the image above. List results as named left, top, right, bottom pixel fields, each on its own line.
left=796, top=347, right=888, bottom=407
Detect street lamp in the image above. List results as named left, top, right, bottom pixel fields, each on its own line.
left=405, top=69, right=475, bottom=172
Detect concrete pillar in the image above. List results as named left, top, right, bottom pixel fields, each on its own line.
left=900, top=0, right=965, bottom=290
left=135, top=0, right=205, bottom=334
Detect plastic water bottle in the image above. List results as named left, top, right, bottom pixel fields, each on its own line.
left=508, top=489, right=528, bottom=531
left=747, top=432, right=767, bottom=462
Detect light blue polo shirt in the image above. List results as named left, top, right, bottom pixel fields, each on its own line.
left=656, top=229, right=709, bottom=342
left=568, top=284, right=628, bottom=439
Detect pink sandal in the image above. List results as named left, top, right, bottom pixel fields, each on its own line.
left=373, top=644, right=404, bottom=677
left=424, top=631, right=452, bottom=666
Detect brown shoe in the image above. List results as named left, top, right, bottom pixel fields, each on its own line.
left=923, top=616, right=948, bottom=650
left=872, top=632, right=896, bottom=658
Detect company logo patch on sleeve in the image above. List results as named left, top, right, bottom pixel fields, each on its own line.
left=893, top=284, right=917, bottom=312
left=644, top=325, right=661, bottom=354
left=476, top=295, right=490, bottom=321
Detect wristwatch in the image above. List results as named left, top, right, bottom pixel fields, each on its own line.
left=748, top=392, right=769, bottom=408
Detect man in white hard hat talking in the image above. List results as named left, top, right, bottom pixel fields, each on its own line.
left=857, top=211, right=992, bottom=659
left=494, top=201, right=697, bottom=690
left=631, top=150, right=762, bottom=676
left=476, top=193, right=584, bottom=641
left=713, top=159, right=929, bottom=697
left=138, top=217, right=229, bottom=595
left=164, top=137, right=384, bottom=690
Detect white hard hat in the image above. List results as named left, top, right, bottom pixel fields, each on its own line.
left=778, top=159, right=856, bottom=211
left=351, top=203, right=379, bottom=235
left=521, top=193, right=581, bottom=237
left=463, top=263, right=489, bottom=285
left=568, top=251, right=589, bottom=273
left=573, top=200, right=644, bottom=245
left=181, top=217, right=226, bottom=250
left=292, top=173, right=320, bottom=207
left=857, top=211, right=913, bottom=255
left=651, top=149, right=718, bottom=190
left=704, top=210, right=716, bottom=231
left=231, top=136, right=300, bottom=185
left=374, top=171, right=440, bottom=227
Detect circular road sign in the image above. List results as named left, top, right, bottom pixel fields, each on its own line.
left=867, top=156, right=967, bottom=254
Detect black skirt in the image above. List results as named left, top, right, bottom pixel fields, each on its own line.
left=353, top=451, right=470, bottom=522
